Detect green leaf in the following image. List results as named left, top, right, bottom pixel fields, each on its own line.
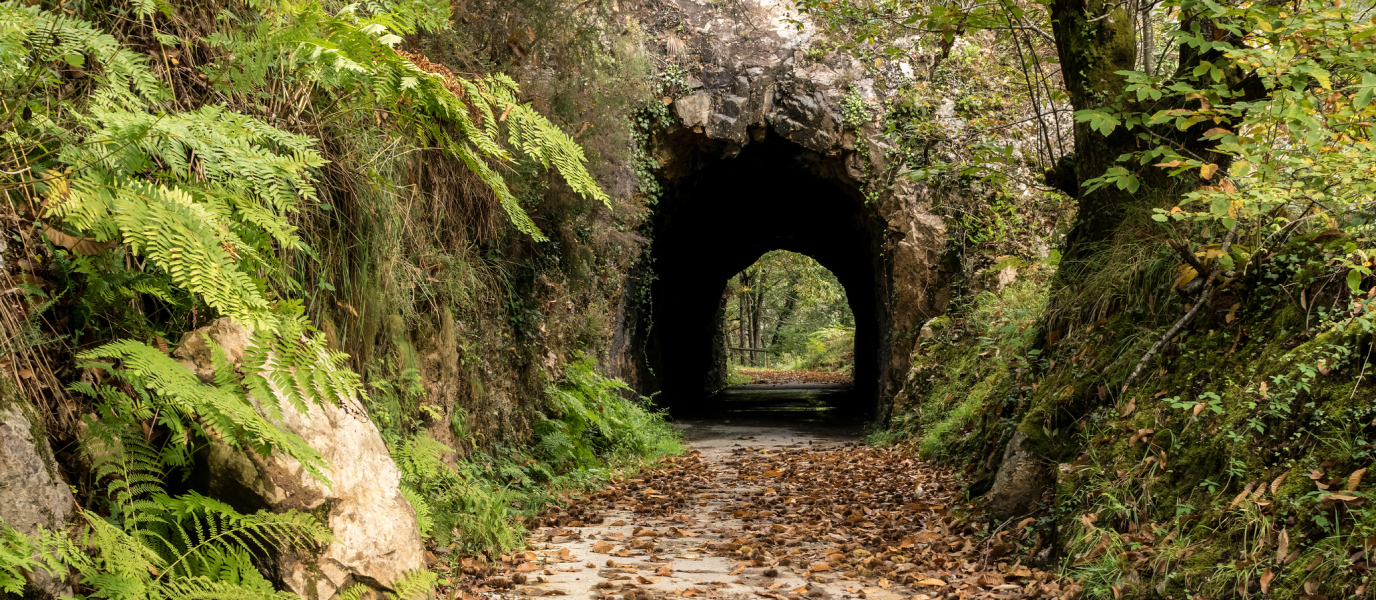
left=1357, top=87, right=1374, bottom=110
left=1211, top=196, right=1230, bottom=215
left=1349, top=269, right=1363, bottom=293
left=62, top=53, right=84, bottom=67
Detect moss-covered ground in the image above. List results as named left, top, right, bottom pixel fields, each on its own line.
left=884, top=228, right=1376, bottom=600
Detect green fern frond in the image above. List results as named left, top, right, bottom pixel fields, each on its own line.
left=152, top=492, right=333, bottom=582
left=398, top=485, right=433, bottom=537
left=386, top=570, right=437, bottom=600
left=75, top=339, right=330, bottom=483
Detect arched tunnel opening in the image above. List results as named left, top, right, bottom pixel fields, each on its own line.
left=617, top=131, right=894, bottom=420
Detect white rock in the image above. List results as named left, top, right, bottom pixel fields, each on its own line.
left=184, top=319, right=425, bottom=599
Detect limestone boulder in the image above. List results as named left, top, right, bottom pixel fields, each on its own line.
left=986, top=431, right=1053, bottom=521
left=0, top=376, right=74, bottom=599
left=182, top=319, right=425, bottom=600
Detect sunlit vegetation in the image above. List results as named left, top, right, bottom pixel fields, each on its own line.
left=721, top=251, right=854, bottom=375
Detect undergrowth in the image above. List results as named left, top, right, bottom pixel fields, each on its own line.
left=885, top=222, right=1376, bottom=600
left=0, top=0, right=664, bottom=595
left=787, top=325, right=856, bottom=374
left=386, top=355, right=681, bottom=561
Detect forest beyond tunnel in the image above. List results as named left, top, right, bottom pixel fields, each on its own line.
left=618, top=133, right=891, bottom=416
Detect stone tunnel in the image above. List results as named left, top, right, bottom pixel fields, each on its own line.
left=608, top=0, right=953, bottom=420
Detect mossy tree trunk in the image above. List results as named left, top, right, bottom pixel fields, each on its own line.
left=990, top=0, right=1245, bottom=519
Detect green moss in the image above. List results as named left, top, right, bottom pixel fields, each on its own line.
left=890, top=224, right=1376, bottom=599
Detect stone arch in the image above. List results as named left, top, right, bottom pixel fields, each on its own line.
left=610, top=0, right=955, bottom=419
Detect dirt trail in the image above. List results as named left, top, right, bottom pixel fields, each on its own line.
left=476, top=424, right=1075, bottom=600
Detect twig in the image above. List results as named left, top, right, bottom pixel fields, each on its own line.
left=1352, top=338, right=1374, bottom=399
left=1167, top=239, right=1209, bottom=276
left=1122, top=222, right=1239, bottom=393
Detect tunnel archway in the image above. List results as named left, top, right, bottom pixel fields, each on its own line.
left=616, top=131, right=892, bottom=415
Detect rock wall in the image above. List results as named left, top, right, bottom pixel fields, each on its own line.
left=0, top=374, right=74, bottom=599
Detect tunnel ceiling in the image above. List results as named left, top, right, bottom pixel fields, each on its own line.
left=629, top=132, right=890, bottom=413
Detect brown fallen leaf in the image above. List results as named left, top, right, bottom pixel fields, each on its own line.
left=767, top=580, right=785, bottom=590
left=44, top=226, right=117, bottom=255
left=1119, top=398, right=1137, bottom=417
left=1276, top=529, right=1289, bottom=564
left=913, top=579, right=946, bottom=587
left=1261, top=568, right=1275, bottom=594
left=789, top=586, right=808, bottom=595
left=515, top=562, right=539, bottom=572
left=1271, top=472, right=1289, bottom=495
left=807, top=563, right=830, bottom=572
left=1348, top=468, right=1367, bottom=491
left=592, top=541, right=613, bottom=553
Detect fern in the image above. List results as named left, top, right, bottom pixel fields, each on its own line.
left=14, top=404, right=334, bottom=600
left=0, top=524, right=76, bottom=596
left=75, top=337, right=331, bottom=483
left=205, top=3, right=610, bottom=241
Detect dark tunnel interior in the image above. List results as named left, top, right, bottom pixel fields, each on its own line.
left=633, top=133, right=889, bottom=417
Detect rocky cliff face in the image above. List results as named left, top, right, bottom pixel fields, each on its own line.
left=614, top=0, right=951, bottom=416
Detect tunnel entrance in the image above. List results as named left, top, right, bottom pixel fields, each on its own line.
left=613, top=131, right=893, bottom=417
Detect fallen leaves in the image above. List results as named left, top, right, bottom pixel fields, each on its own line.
left=733, top=369, right=851, bottom=385
left=448, top=443, right=1072, bottom=600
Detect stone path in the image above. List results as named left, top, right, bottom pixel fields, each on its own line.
left=476, top=423, right=1074, bottom=600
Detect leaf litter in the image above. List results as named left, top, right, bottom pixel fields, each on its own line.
left=445, top=441, right=1077, bottom=600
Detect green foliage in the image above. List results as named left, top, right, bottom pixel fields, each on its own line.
left=788, top=325, right=856, bottom=374
left=885, top=276, right=1048, bottom=459
left=338, top=570, right=437, bottom=600
left=203, top=2, right=609, bottom=242
left=1, top=0, right=637, bottom=595
left=391, top=433, right=524, bottom=554
left=2, top=386, right=331, bottom=600
left=724, top=251, right=852, bottom=367
left=538, top=355, right=681, bottom=467
left=382, top=355, right=679, bottom=558
left=73, top=336, right=332, bottom=482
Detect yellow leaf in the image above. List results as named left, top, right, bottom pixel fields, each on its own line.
left=1200, top=163, right=1219, bottom=179
left=1174, top=264, right=1199, bottom=290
